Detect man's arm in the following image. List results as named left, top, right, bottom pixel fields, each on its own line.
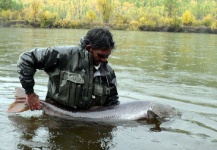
left=18, top=47, right=59, bottom=94
left=17, top=47, right=59, bottom=110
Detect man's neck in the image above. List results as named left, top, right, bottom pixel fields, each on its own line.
left=94, top=63, right=101, bottom=70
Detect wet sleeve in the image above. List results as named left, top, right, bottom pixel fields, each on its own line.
left=17, top=47, right=59, bottom=94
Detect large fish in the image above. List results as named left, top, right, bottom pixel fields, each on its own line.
left=8, top=87, right=181, bottom=121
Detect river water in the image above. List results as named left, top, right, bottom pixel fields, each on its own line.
left=0, top=28, right=216, bottom=150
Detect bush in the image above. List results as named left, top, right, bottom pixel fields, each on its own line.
left=128, top=20, right=139, bottom=30
left=109, top=14, right=131, bottom=30
left=1, top=9, right=12, bottom=20
left=10, top=10, right=21, bottom=20
left=139, top=14, right=161, bottom=29
left=202, top=14, right=213, bottom=27
left=58, top=19, right=71, bottom=28
left=56, top=19, right=83, bottom=28
left=170, top=17, right=182, bottom=29
left=70, top=20, right=82, bottom=28
left=86, top=10, right=96, bottom=23
left=182, top=10, right=195, bottom=26
left=211, top=20, right=217, bottom=30
left=114, top=14, right=131, bottom=24
left=20, top=8, right=33, bottom=22
left=39, top=11, right=58, bottom=27
left=192, top=20, right=203, bottom=27
left=159, top=17, right=171, bottom=27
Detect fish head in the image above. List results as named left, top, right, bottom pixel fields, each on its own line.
left=147, top=110, right=160, bottom=119
left=150, top=102, right=181, bottom=120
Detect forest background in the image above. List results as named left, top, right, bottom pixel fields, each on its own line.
left=0, top=0, right=217, bottom=33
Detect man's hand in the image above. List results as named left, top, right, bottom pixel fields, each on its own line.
left=26, top=93, right=41, bottom=111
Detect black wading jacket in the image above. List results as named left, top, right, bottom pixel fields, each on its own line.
left=17, top=44, right=119, bottom=109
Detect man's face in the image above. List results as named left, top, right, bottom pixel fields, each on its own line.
left=92, top=48, right=111, bottom=66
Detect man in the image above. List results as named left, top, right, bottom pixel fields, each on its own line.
left=17, top=27, right=119, bottom=111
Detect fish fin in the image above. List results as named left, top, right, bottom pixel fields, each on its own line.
left=7, top=101, right=30, bottom=113
left=7, top=87, right=30, bottom=113
left=15, top=87, right=26, bottom=98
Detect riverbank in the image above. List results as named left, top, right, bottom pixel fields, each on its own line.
left=139, top=25, right=217, bottom=34
left=1, top=20, right=216, bottom=34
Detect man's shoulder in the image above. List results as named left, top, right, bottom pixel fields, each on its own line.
left=101, top=62, right=114, bottom=72
left=51, top=45, right=80, bottom=53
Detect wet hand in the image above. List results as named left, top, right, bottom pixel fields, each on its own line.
left=26, top=93, right=41, bottom=111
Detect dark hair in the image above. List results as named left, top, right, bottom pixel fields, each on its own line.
left=85, top=27, right=115, bottom=51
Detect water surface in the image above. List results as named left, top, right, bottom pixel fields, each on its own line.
left=0, top=28, right=217, bottom=150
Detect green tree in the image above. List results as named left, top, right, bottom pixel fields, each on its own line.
left=0, top=0, right=23, bottom=11
left=57, top=3, right=67, bottom=20
left=97, top=0, right=113, bottom=23
left=164, top=0, right=179, bottom=18
left=0, top=0, right=13, bottom=10
left=30, top=0, right=43, bottom=23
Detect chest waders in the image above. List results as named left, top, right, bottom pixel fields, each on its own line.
left=50, top=50, right=93, bottom=109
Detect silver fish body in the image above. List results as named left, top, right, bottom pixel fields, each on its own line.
left=13, top=87, right=180, bottom=120
left=40, top=100, right=180, bottom=121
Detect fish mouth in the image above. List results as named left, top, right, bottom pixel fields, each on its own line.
left=147, top=110, right=160, bottom=119
left=150, top=101, right=181, bottom=119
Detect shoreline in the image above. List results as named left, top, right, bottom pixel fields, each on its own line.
left=139, top=25, right=217, bottom=34
left=0, top=20, right=216, bottom=34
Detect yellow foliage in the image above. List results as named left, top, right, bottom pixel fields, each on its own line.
left=211, top=20, right=217, bottom=30
left=1, top=10, right=12, bottom=21
left=20, top=8, right=32, bottom=21
left=30, top=0, right=43, bottom=22
left=139, top=13, right=160, bottom=28
left=170, top=17, right=182, bottom=28
left=1, top=0, right=217, bottom=31
left=10, top=11, right=21, bottom=20
left=70, top=20, right=82, bottom=28
left=202, top=14, right=213, bottom=27
left=122, top=2, right=134, bottom=12
left=86, top=10, right=96, bottom=22
left=159, top=17, right=172, bottom=26
left=128, top=20, right=139, bottom=30
left=97, top=0, right=113, bottom=23
left=39, top=11, right=58, bottom=27
left=114, top=14, right=131, bottom=24
left=182, top=10, right=195, bottom=26
left=57, top=19, right=82, bottom=28
left=1, top=10, right=11, bottom=20
left=43, top=11, right=52, bottom=18
left=59, top=19, right=71, bottom=28
left=192, top=20, right=203, bottom=26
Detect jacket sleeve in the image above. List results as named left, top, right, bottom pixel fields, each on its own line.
left=105, top=68, right=120, bottom=106
left=17, top=47, right=59, bottom=94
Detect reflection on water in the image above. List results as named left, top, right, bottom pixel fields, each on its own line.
left=8, top=115, right=116, bottom=150
left=8, top=113, right=164, bottom=149
left=0, top=28, right=217, bottom=150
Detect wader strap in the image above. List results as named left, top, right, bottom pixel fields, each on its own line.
left=87, top=52, right=94, bottom=104
left=82, top=51, right=90, bottom=102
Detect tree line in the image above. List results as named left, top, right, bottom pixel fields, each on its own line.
left=0, top=0, right=216, bottom=32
